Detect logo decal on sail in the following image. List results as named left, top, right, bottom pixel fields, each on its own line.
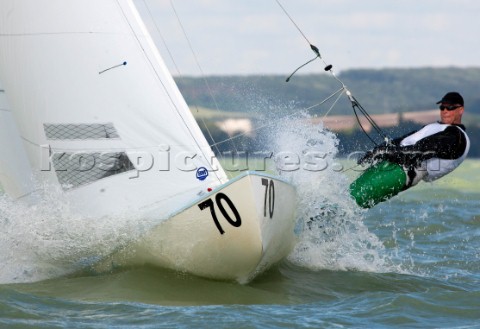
left=196, top=167, right=209, bottom=181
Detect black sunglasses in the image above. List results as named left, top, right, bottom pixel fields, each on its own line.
left=439, top=104, right=461, bottom=111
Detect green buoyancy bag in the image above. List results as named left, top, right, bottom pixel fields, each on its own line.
left=350, top=160, right=407, bottom=208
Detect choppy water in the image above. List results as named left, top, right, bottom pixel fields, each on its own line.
left=1, top=120, right=479, bottom=328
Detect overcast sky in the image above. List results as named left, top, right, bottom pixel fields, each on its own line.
left=136, top=0, right=480, bottom=76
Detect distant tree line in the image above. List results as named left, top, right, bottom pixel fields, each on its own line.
left=175, top=67, right=480, bottom=157
left=176, top=67, right=480, bottom=116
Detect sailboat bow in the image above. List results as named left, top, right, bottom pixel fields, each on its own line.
left=102, top=171, right=297, bottom=283
left=0, top=0, right=298, bottom=283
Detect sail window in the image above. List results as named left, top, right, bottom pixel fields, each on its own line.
left=44, top=123, right=120, bottom=140
left=52, top=152, right=134, bottom=189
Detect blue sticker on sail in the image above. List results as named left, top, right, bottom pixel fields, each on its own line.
left=196, top=167, right=209, bottom=181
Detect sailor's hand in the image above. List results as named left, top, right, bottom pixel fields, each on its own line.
left=371, top=145, right=391, bottom=162
left=357, top=146, right=389, bottom=165
left=357, top=151, right=374, bottom=165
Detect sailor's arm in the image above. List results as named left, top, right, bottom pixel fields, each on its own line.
left=399, top=125, right=467, bottom=160
left=358, top=126, right=466, bottom=165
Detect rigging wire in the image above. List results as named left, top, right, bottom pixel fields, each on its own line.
left=116, top=0, right=219, bottom=169
left=146, top=0, right=389, bottom=170
left=168, top=0, right=240, bottom=177
left=274, top=0, right=315, bottom=48
left=347, top=92, right=390, bottom=144
left=142, top=3, right=220, bottom=156
left=167, top=2, right=234, bottom=150
left=141, top=0, right=236, bottom=179
left=209, top=87, right=346, bottom=148
left=275, top=0, right=391, bottom=147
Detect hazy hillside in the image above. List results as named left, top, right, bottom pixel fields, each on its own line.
left=174, top=67, right=480, bottom=157
left=175, top=67, right=480, bottom=118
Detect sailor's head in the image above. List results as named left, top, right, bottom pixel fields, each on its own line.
left=437, top=91, right=464, bottom=125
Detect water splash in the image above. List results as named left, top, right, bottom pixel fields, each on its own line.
left=267, top=113, right=394, bottom=273
left=0, top=185, right=145, bottom=284
left=0, top=111, right=406, bottom=284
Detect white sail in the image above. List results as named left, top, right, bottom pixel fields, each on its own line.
left=0, top=0, right=297, bottom=283
left=0, top=84, right=36, bottom=199
left=0, top=0, right=227, bottom=218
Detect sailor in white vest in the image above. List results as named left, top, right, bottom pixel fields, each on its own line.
left=358, top=91, right=470, bottom=190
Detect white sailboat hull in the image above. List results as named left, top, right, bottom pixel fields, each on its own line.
left=0, top=1, right=299, bottom=283
left=99, top=172, right=297, bottom=283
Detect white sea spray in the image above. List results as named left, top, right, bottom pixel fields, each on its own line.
left=0, top=184, right=145, bottom=284
left=266, top=113, right=398, bottom=273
